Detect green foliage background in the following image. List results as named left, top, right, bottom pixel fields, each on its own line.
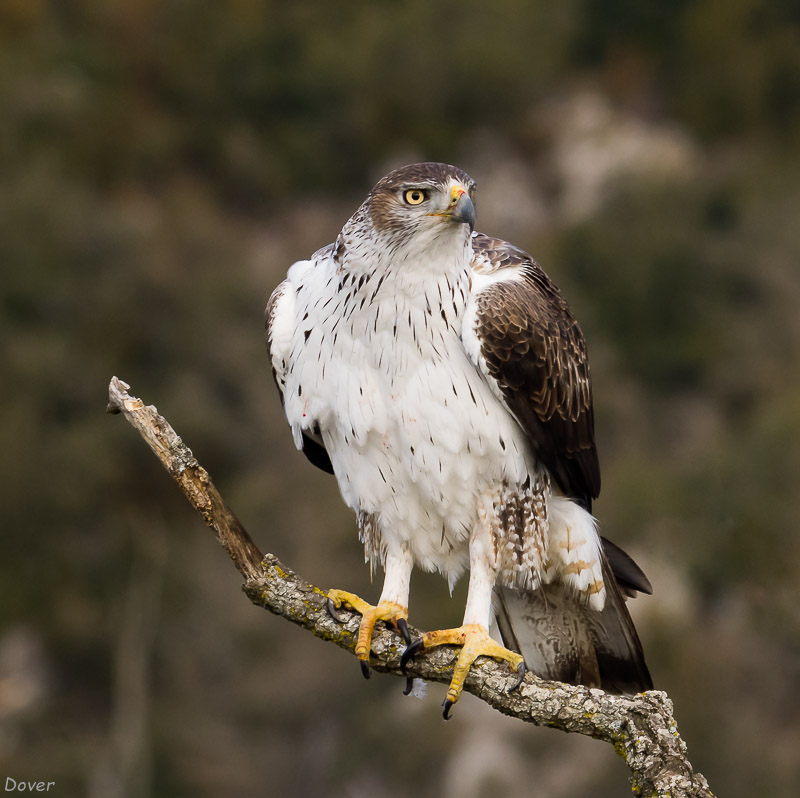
left=2, top=1, right=799, bottom=796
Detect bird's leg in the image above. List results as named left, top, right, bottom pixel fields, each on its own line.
left=327, top=549, right=412, bottom=678
left=401, top=511, right=525, bottom=718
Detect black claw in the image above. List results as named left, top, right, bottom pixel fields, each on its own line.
left=400, top=639, right=424, bottom=674
left=442, top=699, right=454, bottom=721
left=360, top=660, right=371, bottom=680
left=403, top=677, right=414, bottom=696
left=396, top=617, right=412, bottom=645
left=326, top=598, right=347, bottom=623
left=507, top=661, right=527, bottom=693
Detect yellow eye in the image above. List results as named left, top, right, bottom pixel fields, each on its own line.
left=403, top=188, right=427, bottom=205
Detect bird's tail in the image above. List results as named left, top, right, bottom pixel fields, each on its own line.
left=494, top=538, right=652, bottom=694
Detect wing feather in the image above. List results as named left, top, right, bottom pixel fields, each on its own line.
left=265, top=274, right=334, bottom=474
left=466, top=233, right=600, bottom=510
left=265, top=279, right=292, bottom=395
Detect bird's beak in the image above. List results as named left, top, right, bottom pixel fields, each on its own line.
left=429, top=186, right=475, bottom=232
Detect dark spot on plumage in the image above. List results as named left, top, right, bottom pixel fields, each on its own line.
left=334, top=235, right=346, bottom=263
left=370, top=273, right=388, bottom=302
left=441, top=308, right=448, bottom=323
left=298, top=385, right=302, bottom=397
left=304, top=329, right=311, bottom=341
left=410, top=446, right=415, bottom=455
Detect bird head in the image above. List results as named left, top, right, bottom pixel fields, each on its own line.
left=341, top=163, right=477, bottom=270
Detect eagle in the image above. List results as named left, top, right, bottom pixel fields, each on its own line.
left=266, top=162, right=652, bottom=718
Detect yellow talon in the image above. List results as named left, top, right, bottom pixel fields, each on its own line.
left=420, top=624, right=524, bottom=717
left=327, top=589, right=408, bottom=675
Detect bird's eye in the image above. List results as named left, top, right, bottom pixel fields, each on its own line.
left=403, top=189, right=428, bottom=205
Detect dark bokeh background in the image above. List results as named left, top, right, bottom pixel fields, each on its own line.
left=2, top=2, right=800, bottom=796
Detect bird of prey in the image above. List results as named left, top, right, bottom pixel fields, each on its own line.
left=266, top=162, right=652, bottom=718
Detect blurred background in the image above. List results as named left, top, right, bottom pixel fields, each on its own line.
left=2, top=1, right=800, bottom=796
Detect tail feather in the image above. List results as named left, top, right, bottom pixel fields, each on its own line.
left=494, top=550, right=652, bottom=694
left=601, top=536, right=653, bottom=598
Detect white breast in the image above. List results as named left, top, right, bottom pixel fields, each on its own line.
left=281, top=249, right=536, bottom=584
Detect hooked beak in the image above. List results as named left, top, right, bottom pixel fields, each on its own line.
left=428, top=186, right=475, bottom=232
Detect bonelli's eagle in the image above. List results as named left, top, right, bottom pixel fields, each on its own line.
left=266, top=163, right=651, bottom=718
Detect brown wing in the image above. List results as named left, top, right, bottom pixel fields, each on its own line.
left=471, top=233, right=600, bottom=511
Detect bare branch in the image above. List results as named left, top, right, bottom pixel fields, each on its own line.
left=107, top=377, right=263, bottom=581
left=107, top=376, right=714, bottom=798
